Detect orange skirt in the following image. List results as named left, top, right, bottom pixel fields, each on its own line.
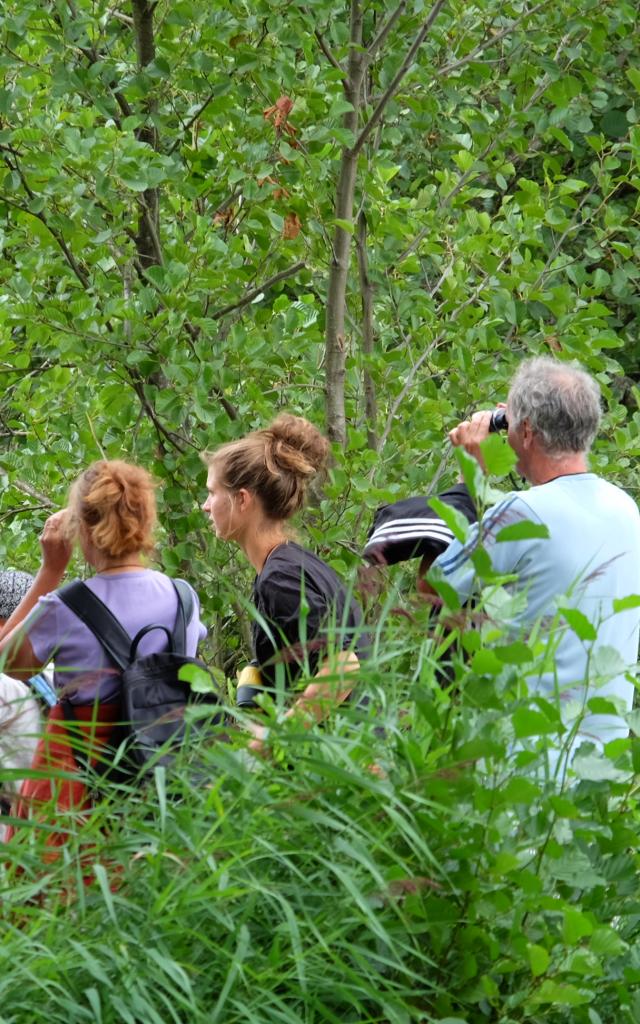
left=4, top=701, right=120, bottom=852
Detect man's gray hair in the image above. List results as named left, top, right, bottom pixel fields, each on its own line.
left=508, top=356, right=601, bottom=455
left=0, top=570, right=34, bottom=622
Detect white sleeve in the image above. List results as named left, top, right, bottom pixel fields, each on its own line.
left=432, top=494, right=540, bottom=601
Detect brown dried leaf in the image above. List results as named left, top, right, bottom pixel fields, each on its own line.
left=386, top=876, right=442, bottom=899
left=283, top=212, right=302, bottom=239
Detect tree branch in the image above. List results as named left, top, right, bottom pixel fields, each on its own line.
left=109, top=7, right=134, bottom=28
left=437, top=0, right=549, bottom=77
left=128, top=374, right=191, bottom=454
left=376, top=257, right=508, bottom=454
left=351, top=0, right=446, bottom=159
left=394, top=4, right=565, bottom=266
left=168, top=90, right=217, bottom=156
left=314, top=28, right=345, bottom=78
left=367, top=0, right=408, bottom=60
left=0, top=189, right=89, bottom=289
left=323, top=0, right=366, bottom=446
left=211, top=261, right=306, bottom=320
left=0, top=504, right=52, bottom=526
left=132, top=0, right=160, bottom=270
left=11, top=480, right=56, bottom=508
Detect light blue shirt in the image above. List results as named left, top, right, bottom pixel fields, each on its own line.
left=433, top=474, right=640, bottom=747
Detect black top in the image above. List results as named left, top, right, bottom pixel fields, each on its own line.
left=364, top=482, right=477, bottom=565
left=239, top=542, right=366, bottom=706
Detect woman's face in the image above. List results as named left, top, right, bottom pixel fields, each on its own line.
left=202, top=468, right=238, bottom=541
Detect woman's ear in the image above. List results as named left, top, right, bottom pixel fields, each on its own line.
left=235, top=488, right=253, bottom=512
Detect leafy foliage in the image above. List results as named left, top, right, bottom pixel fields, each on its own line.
left=1, top=0, right=640, bottom=1019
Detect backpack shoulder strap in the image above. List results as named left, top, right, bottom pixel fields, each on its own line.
left=57, top=580, right=132, bottom=671
left=172, top=579, right=194, bottom=657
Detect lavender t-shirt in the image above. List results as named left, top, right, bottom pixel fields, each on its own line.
left=25, top=570, right=207, bottom=705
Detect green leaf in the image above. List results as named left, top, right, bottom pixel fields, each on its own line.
left=266, top=210, right=284, bottom=231
left=455, top=447, right=485, bottom=504
left=332, top=218, right=354, bottom=233
left=377, top=163, right=401, bottom=183
left=549, top=850, right=607, bottom=888
left=589, top=925, right=629, bottom=957
left=612, top=594, right=640, bottom=613
left=504, top=777, right=540, bottom=804
left=178, top=662, right=222, bottom=693
left=532, top=980, right=592, bottom=1006
left=528, top=943, right=550, bottom=977
left=471, top=648, right=503, bottom=675
left=429, top=496, right=472, bottom=543
left=329, top=98, right=355, bottom=116
left=512, top=708, right=559, bottom=738
left=571, top=753, right=630, bottom=782
left=626, top=709, right=640, bottom=733
left=627, top=67, right=640, bottom=93
left=93, top=863, right=118, bottom=924
left=495, top=521, right=549, bottom=542
left=494, top=641, right=533, bottom=665
left=563, top=907, right=594, bottom=944
left=428, top=574, right=462, bottom=610
left=479, top=434, right=517, bottom=477
left=559, top=607, right=598, bottom=642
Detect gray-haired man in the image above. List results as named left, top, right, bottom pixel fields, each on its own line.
left=433, top=357, right=640, bottom=759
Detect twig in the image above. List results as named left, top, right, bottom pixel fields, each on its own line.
left=85, top=412, right=108, bottom=459
left=351, top=0, right=446, bottom=158
left=11, top=481, right=56, bottom=508
left=395, top=22, right=580, bottom=264
left=314, top=29, right=345, bottom=78
left=109, top=8, right=134, bottom=27
left=168, top=90, right=217, bottom=155
left=367, top=0, right=408, bottom=59
left=377, top=258, right=508, bottom=454
left=0, top=191, right=89, bottom=289
left=211, top=261, right=306, bottom=320
left=0, top=504, right=52, bottom=525
left=128, top=375, right=191, bottom=453
left=437, top=0, right=548, bottom=77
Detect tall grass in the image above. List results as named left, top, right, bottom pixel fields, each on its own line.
left=2, top=599, right=639, bottom=1024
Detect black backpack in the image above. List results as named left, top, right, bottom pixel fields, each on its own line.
left=57, top=578, right=222, bottom=780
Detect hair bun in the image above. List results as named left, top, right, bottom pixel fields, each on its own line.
left=268, top=415, right=329, bottom=476
left=206, top=415, right=329, bottom=521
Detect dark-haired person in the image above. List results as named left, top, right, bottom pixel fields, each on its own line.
left=0, top=460, right=205, bottom=847
left=202, top=414, right=366, bottom=753
left=432, top=357, right=640, bottom=761
left=363, top=482, right=477, bottom=595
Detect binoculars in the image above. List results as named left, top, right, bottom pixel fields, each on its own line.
left=489, top=409, right=508, bottom=433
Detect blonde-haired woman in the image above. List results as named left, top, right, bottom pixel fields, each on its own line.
left=202, top=414, right=365, bottom=753
left=0, top=459, right=205, bottom=847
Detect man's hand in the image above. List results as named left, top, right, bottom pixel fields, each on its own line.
left=448, top=410, right=494, bottom=472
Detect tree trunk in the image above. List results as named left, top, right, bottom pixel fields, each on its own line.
left=356, top=210, right=378, bottom=450
left=132, top=0, right=160, bottom=270
left=324, top=0, right=365, bottom=447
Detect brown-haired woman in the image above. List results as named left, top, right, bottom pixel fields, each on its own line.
left=0, top=459, right=205, bottom=849
left=202, top=415, right=366, bottom=754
